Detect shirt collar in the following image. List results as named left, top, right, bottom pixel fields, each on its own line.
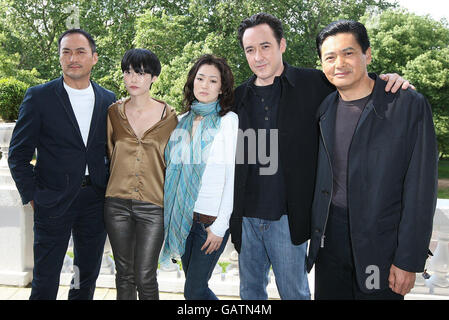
left=247, top=62, right=295, bottom=88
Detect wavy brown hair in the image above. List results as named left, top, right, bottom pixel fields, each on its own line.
left=182, top=54, right=234, bottom=117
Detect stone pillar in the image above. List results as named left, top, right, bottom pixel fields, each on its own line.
left=0, top=122, right=34, bottom=286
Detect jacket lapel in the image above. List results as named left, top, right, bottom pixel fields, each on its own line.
left=318, top=93, right=338, bottom=157
left=354, top=76, right=389, bottom=135
left=54, top=77, right=84, bottom=147
left=86, top=81, right=102, bottom=150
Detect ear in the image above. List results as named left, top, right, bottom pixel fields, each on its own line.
left=151, top=75, right=158, bottom=83
left=365, top=47, right=372, bottom=65
left=280, top=37, right=287, bottom=54
left=92, top=52, right=99, bottom=66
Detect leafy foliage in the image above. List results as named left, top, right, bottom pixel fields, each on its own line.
left=2, top=0, right=448, bottom=157
left=362, top=10, right=449, bottom=157
left=0, top=77, right=28, bottom=121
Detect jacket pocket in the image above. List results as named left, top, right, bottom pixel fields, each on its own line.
left=34, top=173, right=69, bottom=208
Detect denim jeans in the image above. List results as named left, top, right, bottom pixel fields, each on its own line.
left=181, top=220, right=230, bottom=300
left=239, top=215, right=310, bottom=300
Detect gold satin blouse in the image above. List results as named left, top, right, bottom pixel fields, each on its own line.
left=105, top=97, right=178, bottom=207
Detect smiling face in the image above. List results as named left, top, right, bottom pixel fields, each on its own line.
left=59, top=33, right=98, bottom=88
left=242, top=23, right=286, bottom=86
left=320, top=32, right=372, bottom=92
left=193, top=64, right=222, bottom=104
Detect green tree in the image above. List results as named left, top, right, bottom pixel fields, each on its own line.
left=363, top=10, right=449, bottom=158
left=362, top=9, right=449, bottom=74
left=153, top=40, right=211, bottom=111
left=1, top=0, right=71, bottom=79
left=133, top=0, right=393, bottom=96
left=0, top=77, right=28, bottom=121
left=403, top=48, right=449, bottom=158
left=0, top=33, right=45, bottom=86
left=1, top=0, right=395, bottom=102
left=0, top=0, right=172, bottom=81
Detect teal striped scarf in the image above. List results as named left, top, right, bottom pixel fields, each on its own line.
left=160, top=100, right=222, bottom=266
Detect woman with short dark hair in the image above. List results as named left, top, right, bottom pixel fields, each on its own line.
left=160, top=54, right=238, bottom=300
left=104, top=48, right=178, bottom=300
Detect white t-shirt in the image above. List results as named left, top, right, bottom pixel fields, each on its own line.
left=192, top=111, right=239, bottom=237
left=63, top=81, right=95, bottom=175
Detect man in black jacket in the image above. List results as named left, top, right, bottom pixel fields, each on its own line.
left=230, top=13, right=411, bottom=300
left=306, top=20, right=437, bottom=299
left=8, top=29, right=116, bottom=299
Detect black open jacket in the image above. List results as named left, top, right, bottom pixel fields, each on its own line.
left=307, top=75, right=437, bottom=292
left=230, top=63, right=334, bottom=252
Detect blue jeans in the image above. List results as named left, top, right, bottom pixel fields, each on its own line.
left=181, top=220, right=230, bottom=300
left=239, top=215, right=310, bottom=300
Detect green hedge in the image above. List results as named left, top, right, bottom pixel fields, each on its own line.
left=0, top=77, right=28, bottom=121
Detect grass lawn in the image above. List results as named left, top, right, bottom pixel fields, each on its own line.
left=438, top=159, right=449, bottom=199
left=439, top=159, right=449, bottom=179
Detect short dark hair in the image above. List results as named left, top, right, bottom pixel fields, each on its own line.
left=316, top=20, right=370, bottom=59
left=58, top=29, right=97, bottom=54
left=237, top=13, right=284, bottom=48
left=183, top=54, right=234, bottom=117
left=121, top=48, right=161, bottom=77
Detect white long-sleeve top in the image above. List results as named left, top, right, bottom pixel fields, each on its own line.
left=186, top=111, right=239, bottom=237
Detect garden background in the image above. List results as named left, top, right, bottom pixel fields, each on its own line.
left=0, top=0, right=448, bottom=196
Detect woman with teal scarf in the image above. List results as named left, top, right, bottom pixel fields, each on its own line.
left=161, top=54, right=238, bottom=300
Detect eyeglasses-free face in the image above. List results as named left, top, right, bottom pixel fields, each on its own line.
left=123, top=68, right=157, bottom=96
left=193, top=64, right=222, bottom=104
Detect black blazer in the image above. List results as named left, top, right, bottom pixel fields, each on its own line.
left=230, top=63, right=334, bottom=252
left=8, top=76, right=116, bottom=217
left=307, top=76, right=438, bottom=292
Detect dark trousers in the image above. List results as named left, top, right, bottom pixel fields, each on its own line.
left=181, top=217, right=229, bottom=300
left=30, top=185, right=107, bottom=300
left=104, top=197, right=164, bottom=300
left=315, top=205, right=403, bottom=300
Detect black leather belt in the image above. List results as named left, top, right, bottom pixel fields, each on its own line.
left=81, top=175, right=92, bottom=187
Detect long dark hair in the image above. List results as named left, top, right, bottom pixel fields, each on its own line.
left=183, top=54, right=234, bottom=117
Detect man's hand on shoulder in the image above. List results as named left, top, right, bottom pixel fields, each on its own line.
left=380, top=73, right=416, bottom=93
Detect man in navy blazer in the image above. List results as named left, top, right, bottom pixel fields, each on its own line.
left=8, top=29, right=116, bottom=300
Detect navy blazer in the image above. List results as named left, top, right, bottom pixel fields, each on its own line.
left=8, top=76, right=116, bottom=216
left=307, top=76, right=438, bottom=293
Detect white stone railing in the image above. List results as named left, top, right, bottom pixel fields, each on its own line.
left=0, top=122, right=448, bottom=298
left=59, top=199, right=449, bottom=299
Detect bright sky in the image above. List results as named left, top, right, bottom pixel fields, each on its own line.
left=393, top=0, right=449, bottom=21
